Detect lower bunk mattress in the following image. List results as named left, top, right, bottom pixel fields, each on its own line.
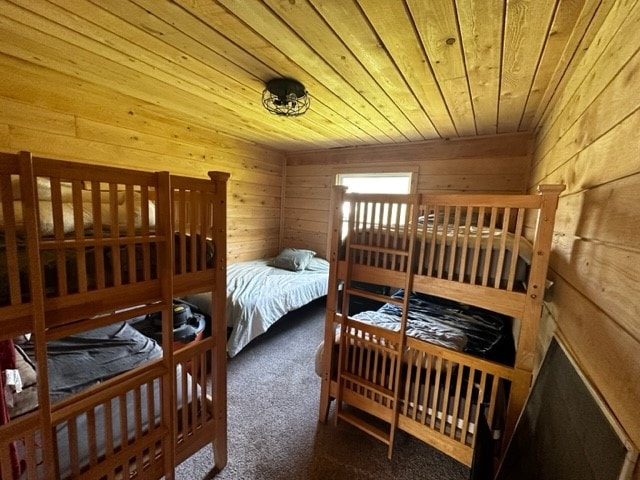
left=316, top=289, right=515, bottom=376
left=18, top=321, right=162, bottom=404
left=9, top=321, right=200, bottom=479
left=316, top=290, right=517, bottom=463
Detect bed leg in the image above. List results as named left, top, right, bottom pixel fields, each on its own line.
left=319, top=380, right=333, bottom=423
left=212, top=437, right=228, bottom=473
left=503, top=368, right=532, bottom=450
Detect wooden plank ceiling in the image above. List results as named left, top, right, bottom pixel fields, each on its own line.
left=0, top=0, right=599, bottom=151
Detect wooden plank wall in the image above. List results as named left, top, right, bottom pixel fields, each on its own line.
left=530, top=0, right=640, bottom=476
left=284, top=132, right=532, bottom=258
left=0, top=54, right=285, bottom=264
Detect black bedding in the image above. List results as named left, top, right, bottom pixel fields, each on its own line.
left=352, top=290, right=515, bottom=365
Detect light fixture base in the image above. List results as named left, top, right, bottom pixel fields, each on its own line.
left=262, top=78, right=310, bottom=117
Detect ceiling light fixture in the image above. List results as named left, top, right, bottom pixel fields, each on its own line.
left=262, top=78, right=310, bottom=117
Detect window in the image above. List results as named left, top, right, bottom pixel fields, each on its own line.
left=336, top=172, right=413, bottom=194
left=335, top=170, right=415, bottom=238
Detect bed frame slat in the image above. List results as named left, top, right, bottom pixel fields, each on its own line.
left=0, top=152, right=229, bottom=479
left=319, top=184, right=564, bottom=467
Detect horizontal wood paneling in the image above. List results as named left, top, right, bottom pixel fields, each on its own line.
left=529, top=1, right=640, bottom=476
left=0, top=124, right=9, bottom=148
left=416, top=173, right=527, bottom=192
left=550, top=233, right=640, bottom=337
left=288, top=132, right=533, bottom=164
left=0, top=93, right=285, bottom=264
left=284, top=133, right=532, bottom=258
left=1, top=1, right=637, bottom=473
left=0, top=97, right=76, bottom=135
left=553, top=176, right=640, bottom=247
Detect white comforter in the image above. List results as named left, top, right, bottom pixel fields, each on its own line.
left=185, top=259, right=329, bottom=357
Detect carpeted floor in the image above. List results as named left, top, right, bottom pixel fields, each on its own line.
left=174, top=299, right=470, bottom=480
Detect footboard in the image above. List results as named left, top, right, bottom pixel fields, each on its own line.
left=51, top=364, right=170, bottom=479
left=398, top=337, right=515, bottom=466
left=331, top=317, right=517, bottom=467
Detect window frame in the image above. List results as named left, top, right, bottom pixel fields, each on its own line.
left=334, top=165, right=418, bottom=195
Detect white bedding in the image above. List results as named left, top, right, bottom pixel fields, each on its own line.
left=185, top=259, right=329, bottom=357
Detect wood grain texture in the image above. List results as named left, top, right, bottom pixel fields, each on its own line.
left=530, top=0, right=640, bottom=456
left=284, top=133, right=532, bottom=258
left=499, top=0, right=558, bottom=133
left=534, top=0, right=640, bottom=166
left=0, top=0, right=637, bottom=471
left=0, top=0, right=594, bottom=150
left=0, top=98, right=285, bottom=265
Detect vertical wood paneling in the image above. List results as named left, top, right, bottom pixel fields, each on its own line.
left=529, top=2, right=640, bottom=476
left=499, top=0, right=558, bottom=132
left=456, top=0, right=504, bottom=135
left=284, top=133, right=532, bottom=259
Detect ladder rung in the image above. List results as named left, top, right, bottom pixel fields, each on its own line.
left=337, top=410, right=391, bottom=445
left=340, top=372, right=395, bottom=401
left=346, top=287, right=404, bottom=306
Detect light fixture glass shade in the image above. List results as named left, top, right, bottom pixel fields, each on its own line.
left=262, top=78, right=310, bottom=117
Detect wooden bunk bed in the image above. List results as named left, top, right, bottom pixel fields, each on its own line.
left=318, top=184, right=564, bottom=467
left=0, top=151, right=228, bottom=479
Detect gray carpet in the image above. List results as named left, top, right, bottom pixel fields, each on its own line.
left=175, top=299, right=470, bottom=479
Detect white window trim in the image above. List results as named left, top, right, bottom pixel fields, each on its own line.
left=333, top=165, right=418, bottom=194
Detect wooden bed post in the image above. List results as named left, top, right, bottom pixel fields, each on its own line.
left=515, top=184, right=564, bottom=372
left=209, top=170, right=230, bottom=472
left=505, top=184, right=564, bottom=448
left=319, top=185, right=347, bottom=423
left=387, top=194, right=420, bottom=458
left=18, top=152, right=56, bottom=478
left=157, top=171, right=176, bottom=480
left=503, top=367, right=532, bottom=450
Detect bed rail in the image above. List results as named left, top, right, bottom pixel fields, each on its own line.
left=51, top=363, right=170, bottom=479
left=0, top=413, right=42, bottom=480
left=398, top=336, right=515, bottom=466
left=170, top=173, right=227, bottom=296
left=336, top=187, right=563, bottom=317
left=27, top=157, right=171, bottom=329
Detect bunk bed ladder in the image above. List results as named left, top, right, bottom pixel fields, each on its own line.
left=334, top=194, right=418, bottom=458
